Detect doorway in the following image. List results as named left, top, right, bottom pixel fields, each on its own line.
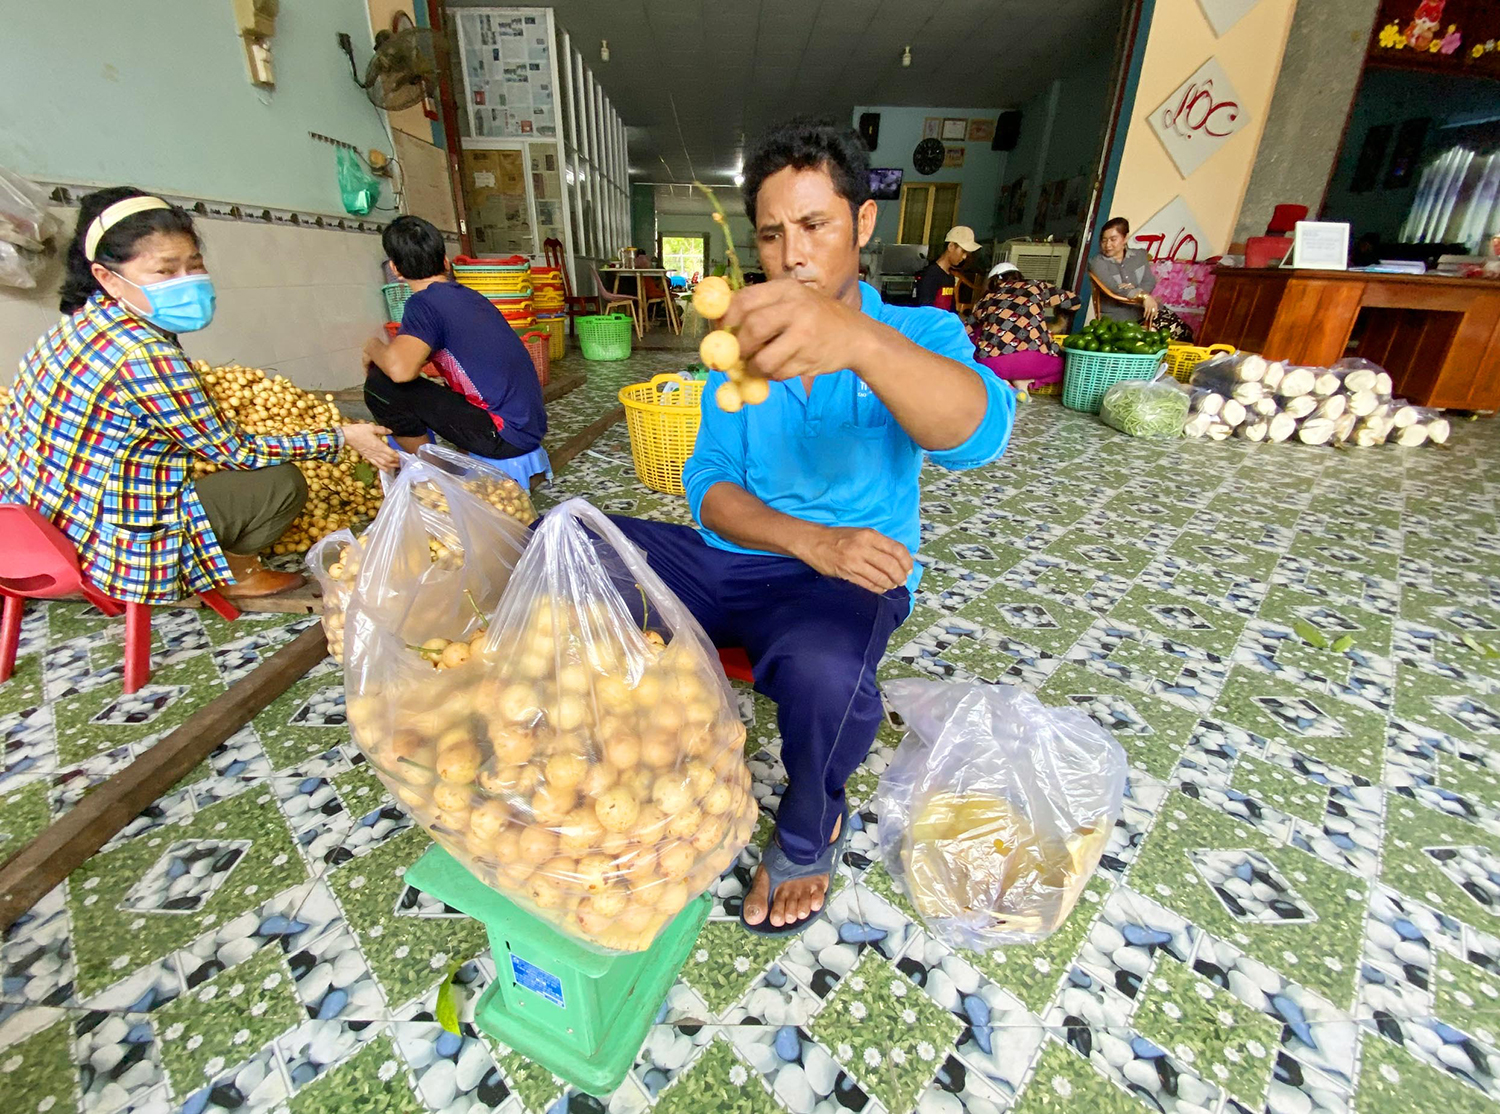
left=897, top=183, right=962, bottom=260
left=659, top=233, right=708, bottom=280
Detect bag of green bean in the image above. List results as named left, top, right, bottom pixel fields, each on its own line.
left=1099, top=374, right=1189, bottom=439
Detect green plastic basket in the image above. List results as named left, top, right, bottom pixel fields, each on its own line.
left=382, top=282, right=412, bottom=323
left=1061, top=347, right=1168, bottom=414
left=576, top=313, right=634, bottom=361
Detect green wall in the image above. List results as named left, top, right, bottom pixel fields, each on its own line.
left=1, top=0, right=392, bottom=215
left=631, top=183, right=656, bottom=255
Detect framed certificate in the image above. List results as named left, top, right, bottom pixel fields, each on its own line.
left=941, top=117, right=968, bottom=141
left=1291, top=221, right=1350, bottom=270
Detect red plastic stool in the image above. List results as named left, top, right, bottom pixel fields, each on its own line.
left=0, top=504, right=240, bottom=695
left=718, top=646, right=754, bottom=683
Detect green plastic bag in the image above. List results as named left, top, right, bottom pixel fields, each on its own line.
left=337, top=148, right=380, bottom=215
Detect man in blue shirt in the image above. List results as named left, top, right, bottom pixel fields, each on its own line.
left=362, top=216, right=547, bottom=460
left=611, top=120, right=1015, bottom=935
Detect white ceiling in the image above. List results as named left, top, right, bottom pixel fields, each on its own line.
left=444, top=0, right=1124, bottom=183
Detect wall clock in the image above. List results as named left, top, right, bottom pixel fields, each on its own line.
left=913, top=137, right=945, bottom=175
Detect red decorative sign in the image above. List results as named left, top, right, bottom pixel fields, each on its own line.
left=1369, top=0, right=1500, bottom=74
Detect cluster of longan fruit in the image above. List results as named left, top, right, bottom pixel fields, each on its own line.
left=313, top=470, right=534, bottom=662
left=414, top=474, right=536, bottom=528
left=189, top=361, right=382, bottom=553
left=313, top=530, right=362, bottom=662
left=693, top=278, right=769, bottom=413
left=345, top=595, right=758, bottom=952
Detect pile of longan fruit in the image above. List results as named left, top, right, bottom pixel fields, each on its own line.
left=189, top=361, right=381, bottom=553
left=345, top=594, right=759, bottom=952
left=693, top=278, right=769, bottom=413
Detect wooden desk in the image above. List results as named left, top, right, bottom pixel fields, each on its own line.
left=1200, top=267, right=1500, bottom=409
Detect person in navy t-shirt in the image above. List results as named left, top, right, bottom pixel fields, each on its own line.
left=362, top=216, right=546, bottom=460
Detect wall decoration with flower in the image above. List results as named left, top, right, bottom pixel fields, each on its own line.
left=1370, top=0, right=1500, bottom=73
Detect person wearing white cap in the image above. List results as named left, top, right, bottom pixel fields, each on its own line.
left=912, top=225, right=981, bottom=311
left=0, top=187, right=398, bottom=603
left=966, top=261, right=1080, bottom=393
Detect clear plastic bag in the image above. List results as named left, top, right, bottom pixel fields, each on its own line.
left=415, top=443, right=537, bottom=527
left=306, top=528, right=360, bottom=663
left=874, top=679, right=1127, bottom=950
left=0, top=166, right=61, bottom=252
left=344, top=494, right=757, bottom=953
left=0, top=240, right=44, bottom=289
left=1100, top=374, right=1188, bottom=439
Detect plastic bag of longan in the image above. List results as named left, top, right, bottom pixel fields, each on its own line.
left=306, top=528, right=359, bottom=663
left=415, top=443, right=538, bottom=527
left=423, top=496, right=757, bottom=954
left=341, top=456, right=533, bottom=840
left=871, top=679, right=1127, bottom=951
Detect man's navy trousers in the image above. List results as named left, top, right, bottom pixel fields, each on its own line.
left=610, top=516, right=910, bottom=866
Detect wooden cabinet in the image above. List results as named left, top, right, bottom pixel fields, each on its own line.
left=1201, top=268, right=1500, bottom=409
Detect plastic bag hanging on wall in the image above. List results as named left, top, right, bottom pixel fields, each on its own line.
left=337, top=147, right=380, bottom=215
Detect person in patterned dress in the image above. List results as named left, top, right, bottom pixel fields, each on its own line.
left=966, top=262, right=1080, bottom=390
left=0, top=187, right=397, bottom=602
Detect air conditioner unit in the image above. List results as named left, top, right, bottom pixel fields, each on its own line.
left=997, top=240, right=1070, bottom=286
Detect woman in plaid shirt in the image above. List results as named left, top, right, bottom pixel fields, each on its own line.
left=0, top=188, right=397, bottom=602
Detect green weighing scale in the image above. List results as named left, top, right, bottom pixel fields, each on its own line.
left=404, top=845, right=711, bottom=1096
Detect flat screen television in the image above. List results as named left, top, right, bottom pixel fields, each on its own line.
left=869, top=168, right=903, bottom=200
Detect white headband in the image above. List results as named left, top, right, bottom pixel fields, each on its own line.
left=84, top=196, right=171, bottom=261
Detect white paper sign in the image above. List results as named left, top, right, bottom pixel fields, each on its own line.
left=1292, top=221, right=1349, bottom=270
left=473, top=171, right=496, bottom=188
left=1148, top=56, right=1249, bottom=177
left=1197, top=0, right=1259, bottom=36
left=1132, top=196, right=1215, bottom=264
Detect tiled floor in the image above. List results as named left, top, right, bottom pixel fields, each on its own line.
left=5, top=357, right=1500, bottom=1114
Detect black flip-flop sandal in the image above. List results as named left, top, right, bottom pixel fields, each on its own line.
left=740, top=805, right=850, bottom=937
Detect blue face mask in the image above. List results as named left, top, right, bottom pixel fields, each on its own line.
left=113, top=272, right=216, bottom=333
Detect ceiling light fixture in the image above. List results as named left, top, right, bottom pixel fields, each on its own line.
left=901, top=45, right=911, bottom=68
left=600, top=39, right=610, bottom=62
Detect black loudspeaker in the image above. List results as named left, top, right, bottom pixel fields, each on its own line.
left=859, top=112, right=880, bottom=152
left=992, top=111, right=1022, bottom=151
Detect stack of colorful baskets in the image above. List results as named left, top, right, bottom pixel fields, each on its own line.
left=531, top=265, right=568, bottom=360
left=453, top=255, right=535, bottom=335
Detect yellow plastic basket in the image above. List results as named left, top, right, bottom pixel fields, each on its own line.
left=618, top=373, right=705, bottom=496
left=1162, top=342, right=1235, bottom=384
left=537, top=315, right=566, bottom=360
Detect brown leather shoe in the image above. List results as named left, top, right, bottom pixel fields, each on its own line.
left=222, top=569, right=307, bottom=599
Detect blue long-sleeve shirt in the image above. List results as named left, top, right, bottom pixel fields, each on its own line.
left=682, top=281, right=1016, bottom=592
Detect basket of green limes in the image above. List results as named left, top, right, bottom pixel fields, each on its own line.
left=1060, top=320, right=1169, bottom=414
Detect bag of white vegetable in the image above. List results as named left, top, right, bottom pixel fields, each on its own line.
left=873, top=679, right=1127, bottom=950
left=346, top=493, right=757, bottom=954
left=1099, top=373, right=1188, bottom=439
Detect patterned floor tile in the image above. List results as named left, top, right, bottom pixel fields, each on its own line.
left=5, top=370, right=1500, bottom=1113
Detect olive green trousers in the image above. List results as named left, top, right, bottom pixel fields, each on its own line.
left=192, top=463, right=308, bottom=555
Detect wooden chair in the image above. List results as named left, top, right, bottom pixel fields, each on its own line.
left=642, top=277, right=682, bottom=335
left=542, top=238, right=600, bottom=331
left=589, top=263, right=643, bottom=338
left=1089, top=275, right=1148, bottom=322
